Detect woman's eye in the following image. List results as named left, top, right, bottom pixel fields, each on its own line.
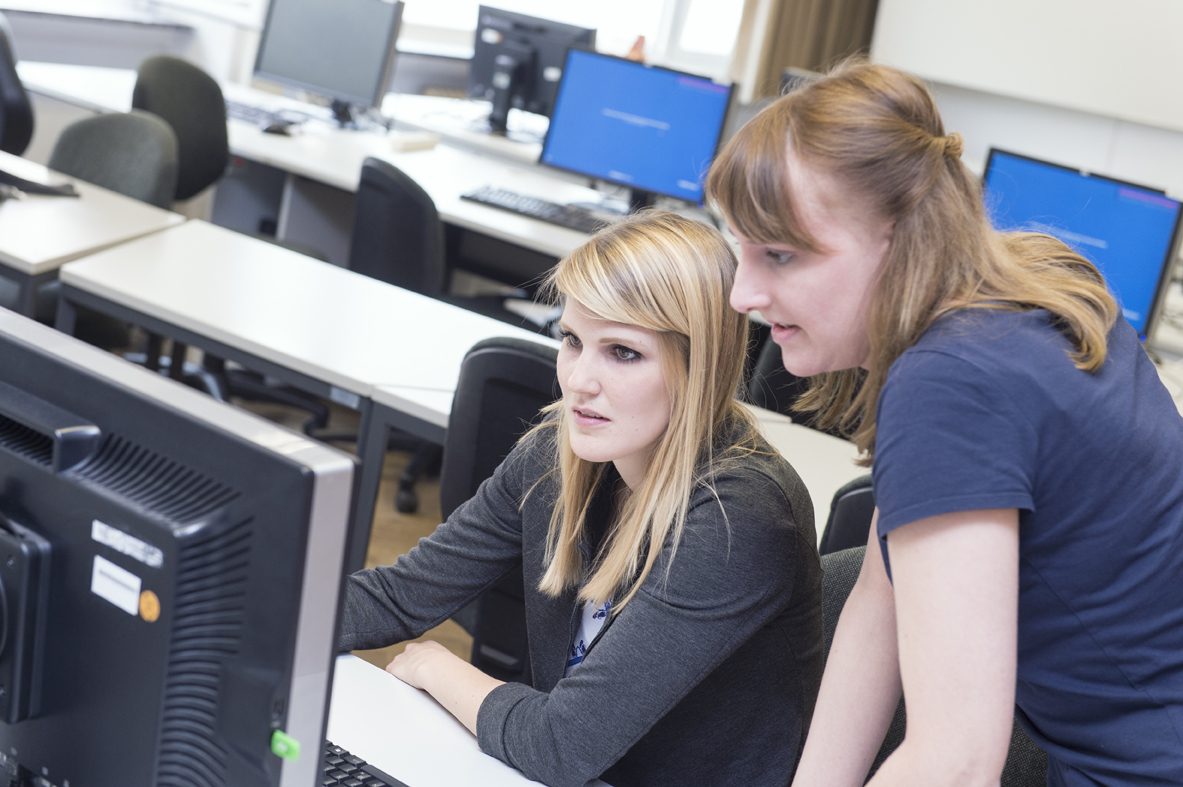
left=765, top=249, right=795, bottom=265
left=613, top=345, right=640, bottom=362
left=559, top=330, right=581, bottom=348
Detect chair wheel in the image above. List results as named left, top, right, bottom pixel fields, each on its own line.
left=395, top=489, right=419, bottom=514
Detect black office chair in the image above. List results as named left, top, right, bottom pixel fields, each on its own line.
left=748, top=334, right=851, bottom=439
left=129, top=56, right=336, bottom=421
left=819, top=474, right=875, bottom=556
left=439, top=337, right=560, bottom=684
left=343, top=157, right=549, bottom=512
left=42, top=111, right=179, bottom=350
left=0, top=12, right=33, bottom=157
left=49, top=111, right=178, bottom=209
left=821, top=547, right=1048, bottom=785
left=348, top=157, right=550, bottom=329
left=132, top=55, right=229, bottom=202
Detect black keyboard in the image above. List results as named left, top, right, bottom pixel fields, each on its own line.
left=462, top=186, right=609, bottom=234
left=322, top=740, right=409, bottom=787
left=225, top=99, right=284, bottom=127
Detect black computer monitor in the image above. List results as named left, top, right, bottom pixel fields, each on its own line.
left=254, top=0, right=404, bottom=126
left=0, top=310, right=354, bottom=787
left=468, top=6, right=595, bottom=135
left=541, top=49, right=733, bottom=211
left=982, top=148, right=1183, bottom=340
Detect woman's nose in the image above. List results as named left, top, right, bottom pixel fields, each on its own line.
left=563, top=354, right=600, bottom=395
left=730, top=257, right=772, bottom=314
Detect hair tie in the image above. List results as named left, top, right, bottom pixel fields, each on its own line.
left=943, top=132, right=964, bottom=159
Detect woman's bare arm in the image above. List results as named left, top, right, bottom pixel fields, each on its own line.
left=868, top=508, right=1018, bottom=787
left=793, top=510, right=904, bottom=787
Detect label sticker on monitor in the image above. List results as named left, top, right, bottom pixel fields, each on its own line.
left=92, top=520, right=163, bottom=569
left=91, top=555, right=142, bottom=616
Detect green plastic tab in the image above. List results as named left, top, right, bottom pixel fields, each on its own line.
left=271, top=730, right=301, bottom=761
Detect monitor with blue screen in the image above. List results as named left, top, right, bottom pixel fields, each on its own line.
left=982, top=148, right=1182, bottom=340
left=541, top=50, right=733, bottom=210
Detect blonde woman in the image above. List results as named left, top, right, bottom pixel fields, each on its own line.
left=340, top=211, right=824, bottom=787
left=707, top=61, right=1183, bottom=786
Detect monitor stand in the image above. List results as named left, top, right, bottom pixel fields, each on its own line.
left=568, top=188, right=657, bottom=217
left=331, top=99, right=357, bottom=128
left=628, top=189, right=658, bottom=213
left=488, top=46, right=532, bottom=136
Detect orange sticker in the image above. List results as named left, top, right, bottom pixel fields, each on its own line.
left=139, top=590, right=160, bottom=623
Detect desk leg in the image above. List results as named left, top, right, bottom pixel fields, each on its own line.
left=169, top=341, right=187, bottom=381
left=15, top=277, right=36, bottom=318
left=349, top=401, right=387, bottom=575
left=54, top=291, right=77, bottom=335
left=145, top=333, right=163, bottom=372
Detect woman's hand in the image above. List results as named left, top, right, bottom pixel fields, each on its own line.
left=385, top=640, right=455, bottom=689
left=385, top=640, right=506, bottom=735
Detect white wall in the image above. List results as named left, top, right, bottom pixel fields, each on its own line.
left=872, top=0, right=1183, bottom=134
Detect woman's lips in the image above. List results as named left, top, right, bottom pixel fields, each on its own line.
left=572, top=407, right=610, bottom=427
left=770, top=323, right=799, bottom=343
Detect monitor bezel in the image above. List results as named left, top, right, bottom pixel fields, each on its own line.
left=252, top=0, right=405, bottom=111
left=540, top=48, right=735, bottom=205
left=983, top=146, right=1183, bottom=341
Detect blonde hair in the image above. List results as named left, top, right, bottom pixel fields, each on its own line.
left=533, top=211, right=759, bottom=610
left=706, top=59, right=1117, bottom=462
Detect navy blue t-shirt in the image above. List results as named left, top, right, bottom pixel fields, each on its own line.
left=873, top=308, right=1183, bottom=786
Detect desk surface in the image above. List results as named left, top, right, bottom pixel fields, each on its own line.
left=17, top=60, right=595, bottom=261
left=0, top=150, right=183, bottom=274
left=329, top=654, right=554, bottom=787
left=59, top=220, right=558, bottom=397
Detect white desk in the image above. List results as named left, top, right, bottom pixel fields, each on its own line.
left=17, top=61, right=596, bottom=269
left=55, top=219, right=558, bottom=570
left=0, top=150, right=184, bottom=315
left=330, top=654, right=607, bottom=787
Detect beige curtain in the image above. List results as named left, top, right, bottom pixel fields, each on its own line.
left=731, top=0, right=880, bottom=101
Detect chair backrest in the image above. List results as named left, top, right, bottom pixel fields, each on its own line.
left=748, top=333, right=810, bottom=417
left=49, top=111, right=178, bottom=209
left=439, top=337, right=559, bottom=685
left=347, top=157, right=447, bottom=298
left=747, top=334, right=851, bottom=439
left=439, top=336, right=560, bottom=519
left=819, top=474, right=875, bottom=556
left=820, top=547, right=1048, bottom=785
left=0, top=13, right=33, bottom=156
left=132, top=55, right=228, bottom=201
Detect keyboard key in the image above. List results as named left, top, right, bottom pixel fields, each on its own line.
left=324, top=739, right=409, bottom=787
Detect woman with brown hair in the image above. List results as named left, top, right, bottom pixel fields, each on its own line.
left=707, top=61, right=1183, bottom=786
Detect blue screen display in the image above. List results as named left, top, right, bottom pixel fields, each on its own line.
left=541, top=50, right=731, bottom=203
left=983, top=150, right=1181, bottom=337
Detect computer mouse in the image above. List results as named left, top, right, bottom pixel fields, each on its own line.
left=262, top=122, right=294, bottom=136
